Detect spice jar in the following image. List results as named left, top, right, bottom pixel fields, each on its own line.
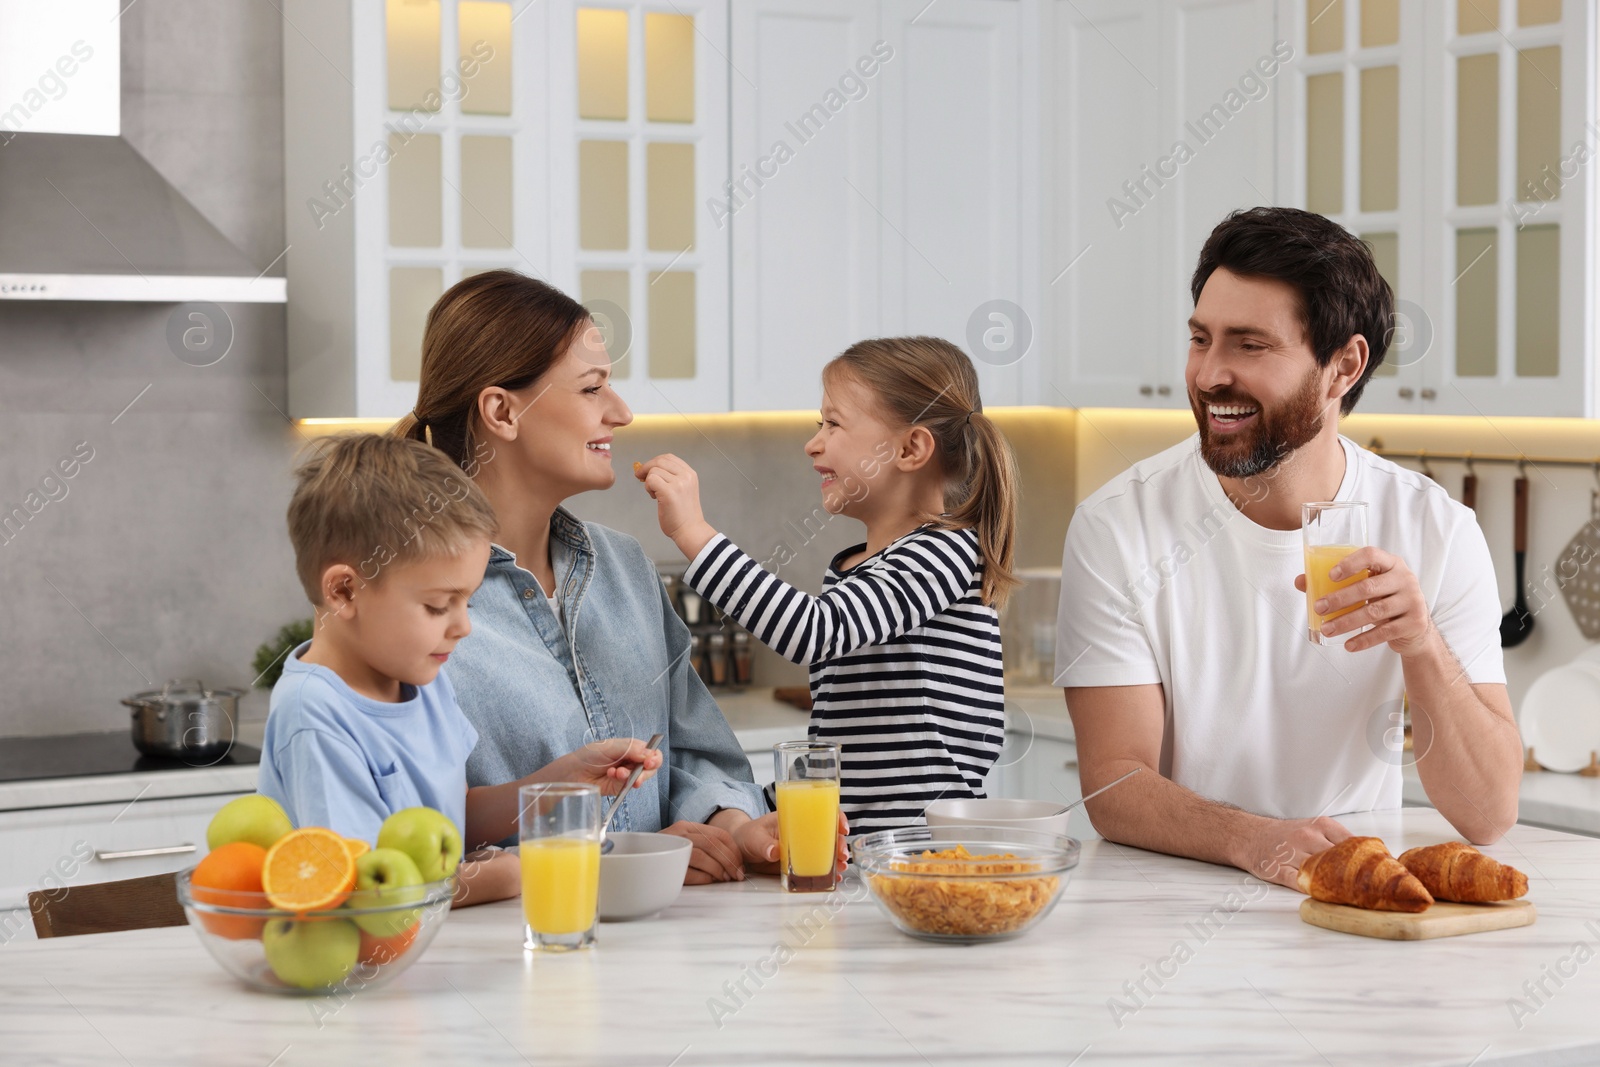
left=688, top=633, right=706, bottom=682
left=731, top=631, right=753, bottom=688
left=707, top=631, right=729, bottom=687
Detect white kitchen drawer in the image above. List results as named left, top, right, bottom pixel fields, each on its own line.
left=0, top=791, right=247, bottom=920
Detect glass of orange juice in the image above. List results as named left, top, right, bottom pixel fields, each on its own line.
left=774, top=741, right=842, bottom=893
left=1302, top=501, right=1370, bottom=645
left=518, top=783, right=601, bottom=952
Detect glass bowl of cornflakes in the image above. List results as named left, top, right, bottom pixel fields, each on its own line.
left=851, top=826, right=1079, bottom=944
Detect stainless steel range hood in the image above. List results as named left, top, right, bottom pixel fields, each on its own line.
left=0, top=133, right=286, bottom=303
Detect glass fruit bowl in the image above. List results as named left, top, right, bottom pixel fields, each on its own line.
left=851, top=826, right=1079, bottom=944
left=176, top=869, right=456, bottom=995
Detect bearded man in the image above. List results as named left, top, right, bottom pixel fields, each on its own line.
left=1055, top=207, right=1521, bottom=890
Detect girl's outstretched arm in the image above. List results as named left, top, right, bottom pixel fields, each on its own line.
left=635, top=452, right=980, bottom=663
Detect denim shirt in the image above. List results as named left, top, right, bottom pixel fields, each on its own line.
left=446, top=507, right=766, bottom=842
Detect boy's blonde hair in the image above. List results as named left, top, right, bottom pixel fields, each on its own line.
left=287, top=434, right=498, bottom=603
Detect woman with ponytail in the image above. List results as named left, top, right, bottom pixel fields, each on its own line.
left=637, top=336, right=1019, bottom=832
left=397, top=270, right=795, bottom=886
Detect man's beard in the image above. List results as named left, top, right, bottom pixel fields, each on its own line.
left=1193, top=366, right=1328, bottom=479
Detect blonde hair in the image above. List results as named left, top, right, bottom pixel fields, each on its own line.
left=393, top=269, right=591, bottom=471
left=287, top=434, right=498, bottom=602
left=826, top=337, right=1021, bottom=610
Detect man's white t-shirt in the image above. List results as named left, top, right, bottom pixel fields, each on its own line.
left=1054, top=434, right=1504, bottom=820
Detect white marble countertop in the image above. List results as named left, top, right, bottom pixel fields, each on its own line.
left=5, top=807, right=1598, bottom=1065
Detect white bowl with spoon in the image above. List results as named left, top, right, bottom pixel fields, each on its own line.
left=924, top=767, right=1140, bottom=834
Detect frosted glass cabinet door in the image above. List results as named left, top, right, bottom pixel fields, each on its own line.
left=550, top=1, right=731, bottom=415
left=1431, top=5, right=1588, bottom=416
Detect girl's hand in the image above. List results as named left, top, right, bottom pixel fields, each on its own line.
left=634, top=454, right=718, bottom=560
left=539, top=738, right=663, bottom=795
left=728, top=810, right=850, bottom=875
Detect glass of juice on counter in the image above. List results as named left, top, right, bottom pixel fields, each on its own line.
left=518, top=783, right=601, bottom=952
left=774, top=741, right=842, bottom=893
left=1302, top=501, right=1370, bottom=645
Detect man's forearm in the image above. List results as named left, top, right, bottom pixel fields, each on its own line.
left=1405, top=633, right=1521, bottom=842
left=1084, top=757, right=1273, bottom=875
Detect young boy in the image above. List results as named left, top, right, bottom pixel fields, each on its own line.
left=258, top=434, right=660, bottom=905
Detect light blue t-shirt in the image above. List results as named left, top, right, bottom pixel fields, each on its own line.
left=257, top=642, right=478, bottom=846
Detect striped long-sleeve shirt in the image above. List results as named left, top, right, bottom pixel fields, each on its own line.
left=683, top=526, right=1006, bottom=832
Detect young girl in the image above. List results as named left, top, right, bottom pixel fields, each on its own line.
left=635, top=337, right=1019, bottom=832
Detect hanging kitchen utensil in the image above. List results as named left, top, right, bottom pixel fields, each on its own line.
left=1500, top=465, right=1536, bottom=648
left=1461, top=455, right=1477, bottom=511
left=1420, top=450, right=1438, bottom=483
left=1557, top=463, right=1600, bottom=640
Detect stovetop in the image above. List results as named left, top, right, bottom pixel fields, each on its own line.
left=0, top=730, right=261, bottom=784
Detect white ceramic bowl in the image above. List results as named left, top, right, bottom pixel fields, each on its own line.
left=924, top=797, right=1071, bottom=836
left=599, top=832, right=691, bottom=921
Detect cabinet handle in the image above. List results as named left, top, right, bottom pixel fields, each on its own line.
left=1420, top=388, right=1437, bottom=400
left=1138, top=385, right=1153, bottom=396
left=1064, top=760, right=1078, bottom=769
left=1156, top=385, right=1171, bottom=396
left=1398, top=387, right=1414, bottom=399
left=94, top=843, right=196, bottom=861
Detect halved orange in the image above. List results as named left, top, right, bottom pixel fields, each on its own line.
left=344, top=838, right=370, bottom=861
left=262, top=827, right=357, bottom=912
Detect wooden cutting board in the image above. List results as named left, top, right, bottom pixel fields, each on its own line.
left=1299, top=898, right=1536, bottom=940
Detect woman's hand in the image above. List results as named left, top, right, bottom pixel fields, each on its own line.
left=661, top=820, right=747, bottom=884
left=536, top=738, right=662, bottom=795
left=634, top=454, right=718, bottom=560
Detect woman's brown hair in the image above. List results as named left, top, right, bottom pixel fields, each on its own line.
left=393, top=270, right=591, bottom=470
left=826, top=337, right=1020, bottom=610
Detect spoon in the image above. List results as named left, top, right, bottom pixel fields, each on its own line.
left=600, top=733, right=663, bottom=855
left=1050, top=766, right=1142, bottom=816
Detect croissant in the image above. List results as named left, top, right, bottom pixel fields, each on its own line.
left=1398, top=842, right=1528, bottom=903
left=1296, top=837, right=1433, bottom=912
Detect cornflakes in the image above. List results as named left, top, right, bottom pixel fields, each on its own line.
left=867, top=844, right=1060, bottom=938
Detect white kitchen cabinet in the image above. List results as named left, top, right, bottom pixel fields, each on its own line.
left=729, top=0, right=884, bottom=413
left=1047, top=0, right=1279, bottom=411
left=284, top=0, right=732, bottom=418
left=1276, top=0, right=1593, bottom=417
left=877, top=0, right=1035, bottom=408
left=0, top=792, right=247, bottom=937
left=730, top=0, right=1037, bottom=411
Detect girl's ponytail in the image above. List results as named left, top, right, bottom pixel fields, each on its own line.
left=946, top=409, right=1020, bottom=610
left=826, top=336, right=1021, bottom=611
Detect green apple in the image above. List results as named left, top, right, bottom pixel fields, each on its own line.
left=206, top=794, right=293, bottom=852
left=377, top=807, right=462, bottom=882
left=261, top=917, right=360, bottom=990
left=349, top=848, right=426, bottom=936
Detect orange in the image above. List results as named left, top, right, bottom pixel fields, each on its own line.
left=357, top=921, right=420, bottom=966
left=262, top=827, right=358, bottom=912
left=344, top=838, right=370, bottom=861
left=191, top=842, right=268, bottom=940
